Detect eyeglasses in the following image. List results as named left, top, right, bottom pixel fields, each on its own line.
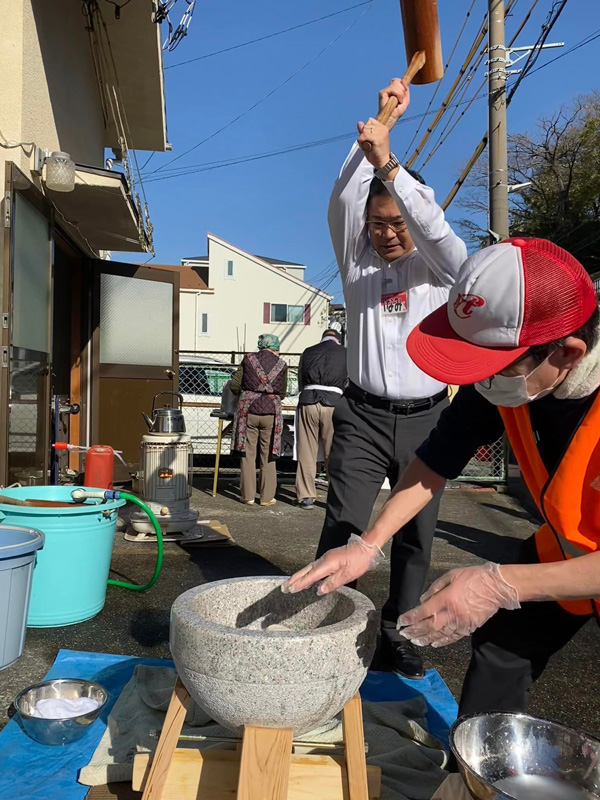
left=478, top=348, right=553, bottom=387
left=367, top=220, right=408, bottom=235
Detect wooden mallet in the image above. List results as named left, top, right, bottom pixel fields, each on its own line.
left=360, top=0, right=444, bottom=152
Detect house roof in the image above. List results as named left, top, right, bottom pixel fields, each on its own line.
left=145, top=264, right=209, bottom=290
left=207, top=233, right=332, bottom=300
left=253, top=255, right=305, bottom=268
left=182, top=254, right=304, bottom=268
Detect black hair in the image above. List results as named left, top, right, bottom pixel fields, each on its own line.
left=367, top=167, right=427, bottom=206
left=528, top=305, right=600, bottom=364
left=322, top=329, right=341, bottom=342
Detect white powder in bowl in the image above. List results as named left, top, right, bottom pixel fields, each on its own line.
left=32, top=697, right=100, bottom=719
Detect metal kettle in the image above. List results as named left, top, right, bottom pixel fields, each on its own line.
left=142, top=391, right=186, bottom=434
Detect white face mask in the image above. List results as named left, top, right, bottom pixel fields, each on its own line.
left=474, top=354, right=561, bottom=407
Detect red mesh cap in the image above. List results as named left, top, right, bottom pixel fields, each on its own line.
left=407, top=237, right=598, bottom=385
left=516, top=237, right=597, bottom=344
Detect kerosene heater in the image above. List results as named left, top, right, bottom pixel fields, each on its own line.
left=129, top=392, right=199, bottom=537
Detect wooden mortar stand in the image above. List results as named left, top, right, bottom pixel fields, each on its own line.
left=135, top=678, right=380, bottom=800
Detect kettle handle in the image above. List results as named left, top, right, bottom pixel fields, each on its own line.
left=152, top=390, right=184, bottom=412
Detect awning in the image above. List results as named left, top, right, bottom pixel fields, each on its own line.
left=50, top=165, right=150, bottom=254
left=102, top=3, right=168, bottom=152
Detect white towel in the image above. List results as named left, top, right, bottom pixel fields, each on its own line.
left=33, top=697, right=99, bottom=719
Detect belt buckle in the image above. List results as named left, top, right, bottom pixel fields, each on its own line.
left=391, top=401, right=411, bottom=415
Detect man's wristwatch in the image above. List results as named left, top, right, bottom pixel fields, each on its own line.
left=374, top=152, right=400, bottom=181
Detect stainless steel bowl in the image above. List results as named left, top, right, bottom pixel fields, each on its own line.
left=450, top=713, right=600, bottom=800
left=14, top=678, right=107, bottom=746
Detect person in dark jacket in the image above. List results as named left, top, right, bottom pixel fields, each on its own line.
left=231, top=334, right=287, bottom=506
left=296, top=330, right=347, bottom=509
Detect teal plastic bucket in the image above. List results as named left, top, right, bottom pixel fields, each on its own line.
left=0, top=487, right=125, bottom=627
left=0, top=525, right=44, bottom=668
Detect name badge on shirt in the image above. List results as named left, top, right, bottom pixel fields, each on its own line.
left=381, top=290, right=408, bottom=315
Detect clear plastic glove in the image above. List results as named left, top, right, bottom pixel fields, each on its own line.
left=282, top=534, right=385, bottom=596
left=397, top=563, right=520, bottom=648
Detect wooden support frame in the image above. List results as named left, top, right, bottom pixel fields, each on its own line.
left=136, top=680, right=379, bottom=800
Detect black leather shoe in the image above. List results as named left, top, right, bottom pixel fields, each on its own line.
left=384, top=637, right=425, bottom=679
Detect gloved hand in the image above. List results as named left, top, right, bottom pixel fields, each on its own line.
left=282, top=534, right=385, bottom=596
left=397, top=563, right=520, bottom=648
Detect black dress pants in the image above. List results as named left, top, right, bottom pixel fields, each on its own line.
left=459, top=535, right=594, bottom=716
left=317, top=393, right=448, bottom=643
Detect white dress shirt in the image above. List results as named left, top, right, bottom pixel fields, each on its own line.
left=328, top=143, right=467, bottom=400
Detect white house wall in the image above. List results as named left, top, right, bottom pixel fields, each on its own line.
left=182, top=239, right=329, bottom=355
left=2, top=0, right=106, bottom=178
left=179, top=291, right=198, bottom=351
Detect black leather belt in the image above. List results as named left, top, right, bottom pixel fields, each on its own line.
left=346, top=381, right=448, bottom=416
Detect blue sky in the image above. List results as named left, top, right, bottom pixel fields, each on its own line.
left=127, top=0, right=600, bottom=302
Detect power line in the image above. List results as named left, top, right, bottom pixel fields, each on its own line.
left=148, top=2, right=373, bottom=176
left=426, top=0, right=541, bottom=170
left=401, top=0, right=481, bottom=161
left=442, top=8, right=597, bottom=210
left=420, top=77, right=487, bottom=169
left=506, top=0, right=569, bottom=102
left=404, top=0, right=528, bottom=170
left=143, top=133, right=356, bottom=179
left=145, top=8, right=598, bottom=190
left=522, top=27, right=600, bottom=78
left=164, top=1, right=373, bottom=70
left=140, top=152, right=156, bottom=171
left=142, top=92, right=493, bottom=184
left=416, top=32, right=490, bottom=172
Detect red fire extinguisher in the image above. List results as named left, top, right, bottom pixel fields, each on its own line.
left=53, top=443, right=126, bottom=489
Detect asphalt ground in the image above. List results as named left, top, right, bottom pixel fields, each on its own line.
left=1, top=476, right=598, bottom=739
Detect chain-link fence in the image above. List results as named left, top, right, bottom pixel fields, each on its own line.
left=455, top=437, right=507, bottom=483
left=179, top=351, right=301, bottom=470
left=179, top=351, right=507, bottom=484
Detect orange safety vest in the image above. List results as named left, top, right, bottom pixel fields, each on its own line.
left=499, top=393, right=600, bottom=617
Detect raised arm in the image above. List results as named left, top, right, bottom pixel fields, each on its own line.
left=327, top=144, right=372, bottom=279
left=356, top=78, right=467, bottom=286
left=385, top=170, right=467, bottom=287
left=328, top=77, right=414, bottom=278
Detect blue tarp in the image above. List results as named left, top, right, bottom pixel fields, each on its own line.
left=361, top=669, right=458, bottom=746
left=0, top=650, right=457, bottom=799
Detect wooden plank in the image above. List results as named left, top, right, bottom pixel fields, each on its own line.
left=87, top=784, right=141, bottom=800
left=342, top=695, right=369, bottom=800
left=140, top=680, right=191, bottom=800
left=238, top=726, right=293, bottom=800
left=133, top=749, right=381, bottom=799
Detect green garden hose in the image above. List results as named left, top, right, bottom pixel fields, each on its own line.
left=107, top=492, right=164, bottom=592
left=71, top=489, right=164, bottom=592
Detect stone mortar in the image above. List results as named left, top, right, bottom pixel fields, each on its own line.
left=170, top=576, right=377, bottom=736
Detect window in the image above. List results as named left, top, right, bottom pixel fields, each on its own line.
left=269, top=304, right=309, bottom=324
left=288, top=305, right=304, bottom=324
left=271, top=304, right=287, bottom=323
left=224, top=258, right=235, bottom=279
left=198, top=312, right=209, bottom=336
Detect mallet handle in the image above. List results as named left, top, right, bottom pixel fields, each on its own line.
left=361, top=51, right=426, bottom=152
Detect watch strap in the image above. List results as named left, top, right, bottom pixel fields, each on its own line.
left=374, top=153, right=400, bottom=181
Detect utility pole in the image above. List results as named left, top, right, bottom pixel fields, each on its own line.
left=488, top=0, right=509, bottom=242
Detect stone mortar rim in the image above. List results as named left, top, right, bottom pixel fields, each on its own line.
left=171, top=575, right=375, bottom=638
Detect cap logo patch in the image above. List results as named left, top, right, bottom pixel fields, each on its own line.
left=454, top=293, right=486, bottom=319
